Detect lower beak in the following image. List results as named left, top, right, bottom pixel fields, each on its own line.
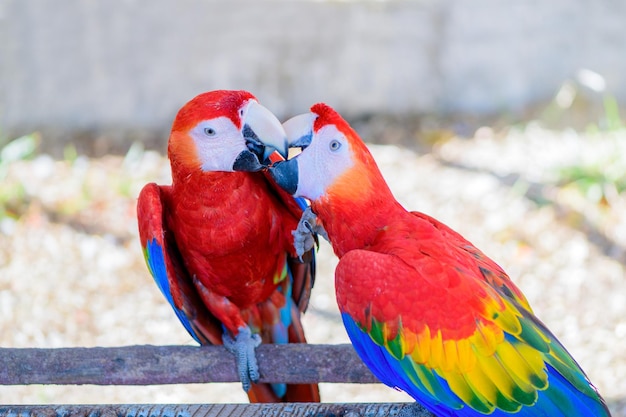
left=268, top=158, right=299, bottom=195
left=243, top=101, right=288, bottom=162
left=232, top=149, right=264, bottom=172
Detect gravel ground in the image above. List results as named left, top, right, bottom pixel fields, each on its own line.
left=0, top=125, right=624, bottom=415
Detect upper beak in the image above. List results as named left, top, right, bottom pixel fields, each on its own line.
left=242, top=101, right=288, bottom=162
left=282, top=113, right=317, bottom=148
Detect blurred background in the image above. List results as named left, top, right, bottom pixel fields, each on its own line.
left=1, top=1, right=625, bottom=414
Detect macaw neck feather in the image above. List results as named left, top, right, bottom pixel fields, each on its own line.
left=313, top=159, right=405, bottom=258
left=171, top=168, right=249, bottom=206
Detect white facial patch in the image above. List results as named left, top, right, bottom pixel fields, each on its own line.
left=189, top=116, right=248, bottom=173
left=295, top=124, right=354, bottom=200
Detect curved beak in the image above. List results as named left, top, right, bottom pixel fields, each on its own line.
left=282, top=113, right=317, bottom=148
left=267, top=112, right=316, bottom=194
left=268, top=158, right=299, bottom=195
left=242, top=101, right=288, bottom=162
left=232, top=149, right=264, bottom=172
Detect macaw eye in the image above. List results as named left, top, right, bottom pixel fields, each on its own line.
left=329, top=140, right=342, bottom=151
left=203, top=127, right=216, bottom=137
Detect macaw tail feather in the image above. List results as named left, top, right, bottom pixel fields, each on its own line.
left=248, top=381, right=320, bottom=403
left=244, top=290, right=319, bottom=403
left=245, top=316, right=320, bottom=403
left=534, top=364, right=610, bottom=417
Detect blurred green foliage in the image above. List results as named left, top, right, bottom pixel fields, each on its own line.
left=558, top=94, right=626, bottom=205
left=0, top=133, right=39, bottom=220
left=0, top=133, right=39, bottom=177
left=601, top=96, right=624, bottom=132
left=558, top=155, right=626, bottom=204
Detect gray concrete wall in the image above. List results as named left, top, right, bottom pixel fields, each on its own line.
left=2, top=0, right=626, bottom=144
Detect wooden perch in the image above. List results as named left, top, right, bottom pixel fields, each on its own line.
left=0, top=403, right=436, bottom=417
left=0, top=344, right=379, bottom=385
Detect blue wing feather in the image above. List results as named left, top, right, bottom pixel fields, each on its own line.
left=145, top=238, right=200, bottom=342
left=294, top=196, right=309, bottom=211
left=341, top=313, right=610, bottom=417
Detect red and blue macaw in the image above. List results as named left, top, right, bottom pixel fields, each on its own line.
left=268, top=103, right=610, bottom=416
left=136, top=90, right=320, bottom=403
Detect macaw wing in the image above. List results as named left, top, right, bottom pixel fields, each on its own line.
left=337, top=249, right=609, bottom=417
left=137, top=183, right=222, bottom=345
left=411, top=211, right=533, bottom=313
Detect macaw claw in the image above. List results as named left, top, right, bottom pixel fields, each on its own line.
left=293, top=206, right=328, bottom=261
left=223, top=326, right=262, bottom=392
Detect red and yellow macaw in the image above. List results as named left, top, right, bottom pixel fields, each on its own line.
left=268, top=103, right=610, bottom=416
left=137, top=90, right=319, bottom=403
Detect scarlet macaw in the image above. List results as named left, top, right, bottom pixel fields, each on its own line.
left=268, top=103, right=610, bottom=416
left=137, top=90, right=319, bottom=402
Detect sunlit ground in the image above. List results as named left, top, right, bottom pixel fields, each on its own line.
left=0, top=122, right=625, bottom=415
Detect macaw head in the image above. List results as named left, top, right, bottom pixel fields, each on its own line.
left=168, top=90, right=288, bottom=175
left=269, top=103, right=389, bottom=205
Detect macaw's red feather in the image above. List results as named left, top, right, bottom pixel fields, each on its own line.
left=138, top=183, right=223, bottom=345
left=172, top=90, right=255, bottom=133
left=137, top=90, right=319, bottom=403
left=139, top=165, right=319, bottom=403
left=166, top=171, right=293, bottom=314
left=305, top=103, right=609, bottom=416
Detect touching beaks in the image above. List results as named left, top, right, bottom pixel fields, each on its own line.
left=267, top=112, right=316, bottom=195
left=242, top=101, right=289, bottom=162
left=268, top=158, right=299, bottom=195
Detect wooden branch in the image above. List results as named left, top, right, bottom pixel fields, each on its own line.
left=0, top=403, right=436, bottom=417
left=0, top=344, right=379, bottom=385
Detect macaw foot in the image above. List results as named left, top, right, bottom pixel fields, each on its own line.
left=223, top=326, right=262, bottom=392
left=293, top=206, right=328, bottom=261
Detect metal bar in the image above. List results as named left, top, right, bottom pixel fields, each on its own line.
left=0, top=403, right=436, bottom=417
left=0, top=344, right=379, bottom=385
